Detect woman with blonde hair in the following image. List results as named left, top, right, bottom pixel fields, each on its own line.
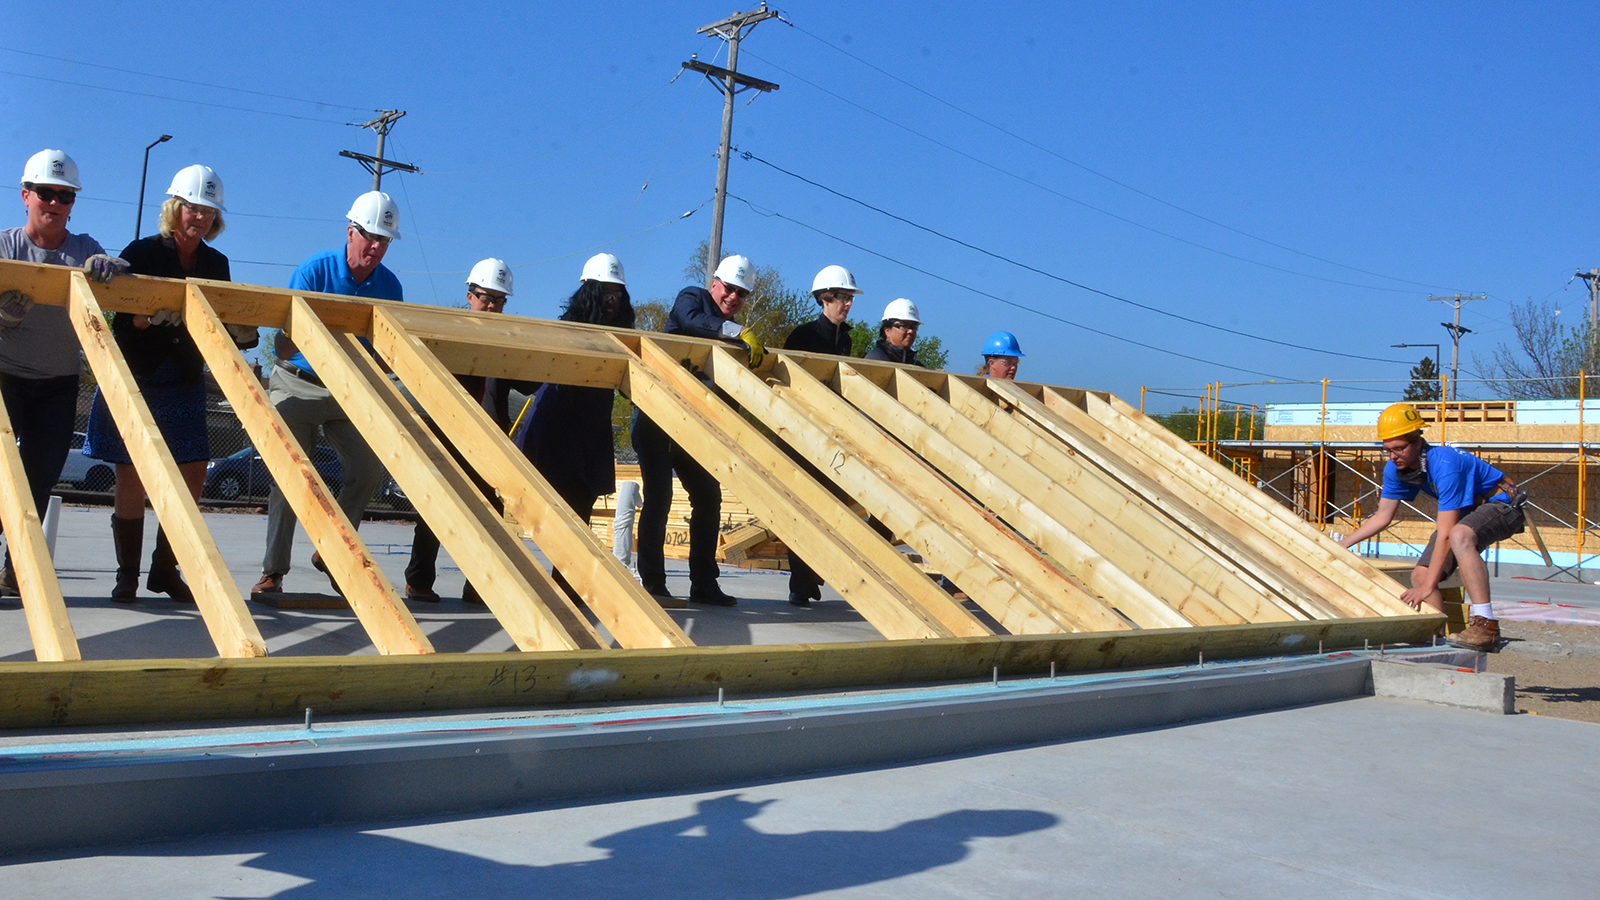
left=84, top=165, right=257, bottom=602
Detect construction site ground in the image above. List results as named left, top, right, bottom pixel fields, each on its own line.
left=2, top=505, right=1598, bottom=896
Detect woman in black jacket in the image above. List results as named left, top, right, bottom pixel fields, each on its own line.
left=863, top=297, right=924, bottom=366
left=84, top=165, right=257, bottom=601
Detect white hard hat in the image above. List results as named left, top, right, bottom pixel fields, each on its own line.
left=166, top=165, right=225, bottom=211
left=811, top=265, right=861, bottom=296
left=465, top=258, right=514, bottom=296
left=580, top=252, right=626, bottom=286
left=881, top=298, right=921, bottom=324
left=20, top=149, right=81, bottom=190
left=712, top=254, right=754, bottom=291
left=346, top=191, right=401, bottom=240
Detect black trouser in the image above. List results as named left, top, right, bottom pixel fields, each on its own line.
left=0, top=374, right=78, bottom=565
left=632, top=410, right=721, bottom=594
left=405, top=425, right=498, bottom=591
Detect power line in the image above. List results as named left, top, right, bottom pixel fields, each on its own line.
left=739, top=49, right=1428, bottom=297
left=0, top=69, right=350, bottom=124
left=741, top=151, right=1413, bottom=366
left=77, top=194, right=340, bottom=223
left=779, top=20, right=1451, bottom=293
left=0, top=45, right=374, bottom=112
left=728, top=193, right=1289, bottom=379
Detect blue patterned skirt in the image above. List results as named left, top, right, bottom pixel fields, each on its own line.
left=84, top=365, right=210, bottom=465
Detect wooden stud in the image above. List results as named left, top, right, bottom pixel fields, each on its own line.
left=707, top=349, right=1069, bottom=635
left=185, top=285, right=433, bottom=654
left=767, top=356, right=1129, bottom=633
left=369, top=309, right=690, bottom=649
left=944, top=377, right=1300, bottom=624
left=0, top=390, right=78, bottom=661
left=1076, top=391, right=1414, bottom=616
left=628, top=339, right=987, bottom=639
left=985, top=378, right=1374, bottom=620
left=69, top=273, right=267, bottom=658
left=0, top=613, right=1446, bottom=729
left=835, top=363, right=1190, bottom=629
left=286, top=295, right=603, bottom=652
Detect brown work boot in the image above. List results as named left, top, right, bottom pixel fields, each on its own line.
left=251, top=572, right=284, bottom=596
left=405, top=584, right=442, bottom=603
left=1446, top=616, right=1502, bottom=653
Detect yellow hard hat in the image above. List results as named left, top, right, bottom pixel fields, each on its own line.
left=1377, top=402, right=1426, bottom=441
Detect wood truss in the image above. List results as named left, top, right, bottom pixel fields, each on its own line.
left=0, top=259, right=1436, bottom=724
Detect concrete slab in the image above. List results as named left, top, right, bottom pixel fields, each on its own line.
left=1369, top=659, right=1514, bottom=713
left=0, top=505, right=882, bottom=661
left=1, top=696, right=1595, bottom=898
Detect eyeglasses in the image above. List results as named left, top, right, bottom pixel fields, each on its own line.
left=885, top=320, right=919, bottom=332
left=469, top=289, right=507, bottom=306
left=352, top=225, right=391, bottom=247
left=31, top=186, right=76, bottom=205
left=179, top=200, right=216, bottom=217
left=821, top=291, right=853, bottom=303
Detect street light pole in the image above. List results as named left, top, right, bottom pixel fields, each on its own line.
left=134, top=134, right=172, bottom=241
left=1392, top=343, right=1442, bottom=399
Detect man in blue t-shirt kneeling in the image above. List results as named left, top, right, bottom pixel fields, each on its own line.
left=1339, top=403, right=1525, bottom=652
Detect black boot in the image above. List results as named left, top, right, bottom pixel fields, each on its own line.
left=110, top=514, right=143, bottom=602
left=147, top=526, right=194, bottom=603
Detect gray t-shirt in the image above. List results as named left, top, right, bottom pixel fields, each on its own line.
left=0, top=226, right=104, bottom=378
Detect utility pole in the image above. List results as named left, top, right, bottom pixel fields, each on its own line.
left=1430, top=293, right=1484, bottom=401
left=339, top=110, right=421, bottom=190
left=688, top=3, right=780, bottom=283
left=1577, top=267, right=1600, bottom=336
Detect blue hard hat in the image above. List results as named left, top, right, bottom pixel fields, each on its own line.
left=982, top=330, right=1024, bottom=357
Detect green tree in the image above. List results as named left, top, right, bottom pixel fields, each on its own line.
left=1150, top=405, right=1263, bottom=441
left=1402, top=356, right=1442, bottom=402
left=635, top=300, right=669, bottom=333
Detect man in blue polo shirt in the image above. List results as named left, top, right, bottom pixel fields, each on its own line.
left=252, top=191, right=402, bottom=596
left=1338, top=403, right=1525, bottom=651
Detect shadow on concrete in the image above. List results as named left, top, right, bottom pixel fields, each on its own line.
left=227, top=793, right=1056, bottom=899
left=1517, top=684, right=1600, bottom=704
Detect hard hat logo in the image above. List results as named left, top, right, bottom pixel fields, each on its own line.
left=1377, top=403, right=1426, bottom=441
left=581, top=253, right=627, bottom=286
left=49, top=160, right=64, bottom=177
left=203, top=181, right=218, bottom=199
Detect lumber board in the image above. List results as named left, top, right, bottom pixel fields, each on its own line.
left=706, top=348, right=1067, bottom=635
left=0, top=615, right=1445, bottom=729
left=287, top=296, right=603, bottom=652
left=944, top=377, right=1301, bottom=624
left=836, top=364, right=1187, bottom=629
left=628, top=339, right=986, bottom=639
left=0, top=383, right=78, bottom=661
left=769, top=357, right=1127, bottom=633
left=888, top=372, right=1249, bottom=625
left=69, top=274, right=267, bottom=658
left=370, top=309, right=689, bottom=649
left=1078, top=391, right=1414, bottom=616
left=986, top=379, right=1372, bottom=620
left=187, top=286, right=433, bottom=654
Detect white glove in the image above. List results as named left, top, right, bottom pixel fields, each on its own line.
left=226, top=323, right=260, bottom=348
left=83, top=254, right=131, bottom=284
left=0, top=290, right=33, bottom=330
left=148, top=308, right=183, bottom=327
left=719, top=319, right=743, bottom=340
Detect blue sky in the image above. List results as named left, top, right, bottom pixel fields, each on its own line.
left=5, top=1, right=1595, bottom=411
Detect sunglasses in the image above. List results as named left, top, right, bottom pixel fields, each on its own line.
left=353, top=225, right=391, bottom=247
left=31, top=186, right=76, bottom=205
left=469, top=289, right=507, bottom=305
left=886, top=320, right=919, bottom=331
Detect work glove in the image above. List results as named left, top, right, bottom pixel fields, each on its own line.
left=148, top=308, right=183, bottom=327
left=83, top=254, right=131, bottom=284
left=226, top=323, right=260, bottom=348
left=0, top=290, right=34, bottom=330
left=739, top=327, right=766, bottom=369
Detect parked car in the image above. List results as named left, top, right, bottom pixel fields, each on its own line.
left=203, top=445, right=344, bottom=501
left=56, top=432, right=115, bottom=492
